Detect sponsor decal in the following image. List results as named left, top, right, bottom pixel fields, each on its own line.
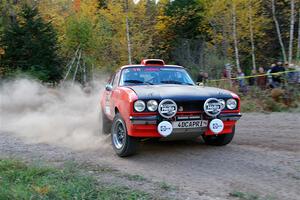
left=209, top=119, right=224, bottom=134
left=157, top=121, right=173, bottom=137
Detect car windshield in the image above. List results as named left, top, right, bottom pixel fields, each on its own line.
left=119, top=66, right=195, bottom=86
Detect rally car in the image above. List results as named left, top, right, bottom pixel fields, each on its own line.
left=100, top=59, right=241, bottom=157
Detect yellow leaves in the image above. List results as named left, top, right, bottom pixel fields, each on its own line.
left=204, top=0, right=269, bottom=56
left=155, top=16, right=171, bottom=32
left=32, top=185, right=50, bottom=195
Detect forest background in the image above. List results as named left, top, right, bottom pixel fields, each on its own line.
left=1, top=0, right=299, bottom=83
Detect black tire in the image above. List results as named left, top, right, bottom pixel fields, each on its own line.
left=100, top=111, right=111, bottom=135
left=111, top=113, right=139, bottom=157
left=202, top=126, right=235, bottom=146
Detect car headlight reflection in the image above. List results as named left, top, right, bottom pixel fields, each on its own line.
left=147, top=100, right=158, bottom=111
left=134, top=100, right=146, bottom=112
left=226, top=98, right=237, bottom=110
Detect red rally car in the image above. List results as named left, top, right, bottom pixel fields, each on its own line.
left=100, top=59, right=242, bottom=157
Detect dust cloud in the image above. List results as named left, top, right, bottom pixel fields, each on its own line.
left=0, top=78, right=109, bottom=150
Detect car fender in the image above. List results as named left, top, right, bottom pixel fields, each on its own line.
left=111, top=87, right=138, bottom=124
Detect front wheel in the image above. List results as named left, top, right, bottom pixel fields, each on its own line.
left=202, top=126, right=235, bottom=146
left=111, top=113, right=139, bottom=157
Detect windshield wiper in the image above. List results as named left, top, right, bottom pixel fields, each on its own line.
left=160, top=80, right=193, bottom=85
left=124, top=80, right=153, bottom=85
left=124, top=80, right=144, bottom=84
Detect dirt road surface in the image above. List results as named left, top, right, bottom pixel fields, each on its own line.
left=1, top=113, right=300, bottom=200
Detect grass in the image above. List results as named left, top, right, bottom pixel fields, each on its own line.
left=0, top=159, right=153, bottom=200
left=158, top=182, right=176, bottom=191
left=229, top=191, right=276, bottom=200
left=121, top=173, right=147, bottom=182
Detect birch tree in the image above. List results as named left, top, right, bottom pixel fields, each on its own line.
left=248, top=0, right=256, bottom=71
left=288, top=0, right=295, bottom=64
left=297, top=8, right=300, bottom=61
left=125, top=0, right=132, bottom=64
left=232, top=2, right=241, bottom=72
left=271, top=0, right=287, bottom=63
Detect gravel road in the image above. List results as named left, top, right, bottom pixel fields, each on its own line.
left=1, top=113, right=300, bottom=200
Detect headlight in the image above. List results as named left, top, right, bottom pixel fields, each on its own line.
left=226, top=98, right=237, bottom=110
left=147, top=100, right=158, bottom=111
left=134, top=100, right=145, bottom=112
left=218, top=99, right=226, bottom=110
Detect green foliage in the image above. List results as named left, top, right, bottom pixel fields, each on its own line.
left=0, top=4, right=63, bottom=83
left=1, top=0, right=300, bottom=82
left=65, top=16, right=94, bottom=51
left=165, top=0, right=205, bottom=39
left=0, top=159, right=152, bottom=200
left=158, top=181, right=176, bottom=191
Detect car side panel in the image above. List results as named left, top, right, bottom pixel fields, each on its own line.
left=102, top=87, right=138, bottom=133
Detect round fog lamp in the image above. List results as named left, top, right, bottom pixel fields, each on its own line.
left=134, top=100, right=145, bottom=112
left=226, top=98, right=237, bottom=110
left=147, top=100, right=158, bottom=111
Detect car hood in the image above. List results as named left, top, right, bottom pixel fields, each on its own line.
left=126, top=84, right=234, bottom=101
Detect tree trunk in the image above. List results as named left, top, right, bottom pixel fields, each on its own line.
left=221, top=19, right=229, bottom=62
left=232, top=3, right=241, bottom=72
left=297, top=9, right=300, bottom=61
left=125, top=0, right=132, bottom=64
left=271, top=0, right=287, bottom=63
left=249, top=1, right=256, bottom=71
left=288, top=0, right=295, bottom=64
left=72, top=49, right=82, bottom=84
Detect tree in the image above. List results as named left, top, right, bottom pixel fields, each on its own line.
left=248, top=0, right=256, bottom=71
left=232, top=1, right=241, bottom=72
left=125, top=0, right=132, bottom=64
left=271, top=0, right=287, bottom=63
left=154, top=0, right=206, bottom=65
left=1, top=4, right=63, bottom=82
left=288, top=0, right=295, bottom=64
left=297, top=8, right=300, bottom=61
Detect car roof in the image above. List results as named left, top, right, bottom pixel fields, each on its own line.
left=119, top=65, right=184, bottom=70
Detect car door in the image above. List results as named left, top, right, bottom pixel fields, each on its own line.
left=104, top=71, right=121, bottom=120
left=104, top=74, right=115, bottom=119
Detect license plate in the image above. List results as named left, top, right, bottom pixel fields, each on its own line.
left=172, top=120, right=208, bottom=129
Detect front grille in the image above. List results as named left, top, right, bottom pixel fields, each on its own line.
left=176, top=100, right=205, bottom=112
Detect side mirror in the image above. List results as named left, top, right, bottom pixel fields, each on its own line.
left=196, top=82, right=204, bottom=86
left=105, top=84, right=113, bottom=91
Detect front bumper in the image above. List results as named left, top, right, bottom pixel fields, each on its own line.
left=127, top=113, right=242, bottom=138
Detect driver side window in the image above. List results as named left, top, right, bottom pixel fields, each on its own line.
left=112, top=71, right=120, bottom=87
left=108, top=74, right=115, bottom=85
